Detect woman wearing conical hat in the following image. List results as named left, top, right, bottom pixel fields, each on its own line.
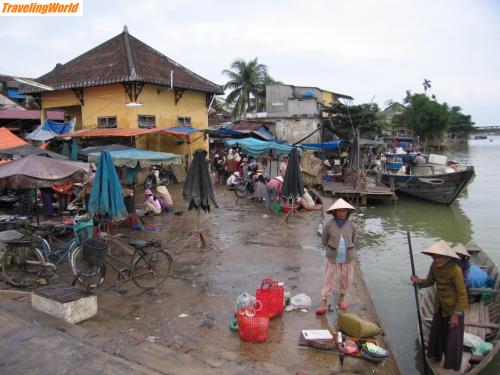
left=410, top=240, right=467, bottom=371
left=316, top=198, right=357, bottom=315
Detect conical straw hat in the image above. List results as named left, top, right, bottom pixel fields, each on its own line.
left=421, top=240, right=459, bottom=259
left=156, top=185, right=169, bottom=195
left=452, top=243, right=469, bottom=257
left=326, top=198, right=355, bottom=213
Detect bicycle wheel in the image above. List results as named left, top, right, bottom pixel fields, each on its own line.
left=1, top=246, right=44, bottom=287
left=234, top=183, right=249, bottom=198
left=131, top=249, right=173, bottom=290
left=70, top=245, right=105, bottom=292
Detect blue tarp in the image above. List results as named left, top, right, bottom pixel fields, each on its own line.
left=70, top=138, right=80, bottom=161
left=43, top=120, right=71, bottom=135
left=87, top=148, right=181, bottom=168
left=224, top=138, right=292, bottom=157
left=88, top=151, right=128, bottom=221
left=26, top=119, right=73, bottom=141
left=300, top=140, right=346, bottom=150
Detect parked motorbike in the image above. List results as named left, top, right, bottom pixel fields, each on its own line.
left=144, top=165, right=175, bottom=190
left=234, top=179, right=255, bottom=198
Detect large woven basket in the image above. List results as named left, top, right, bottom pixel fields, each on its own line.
left=337, top=312, right=381, bottom=338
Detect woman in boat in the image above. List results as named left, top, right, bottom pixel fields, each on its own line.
left=316, top=198, right=357, bottom=315
left=410, top=240, right=468, bottom=371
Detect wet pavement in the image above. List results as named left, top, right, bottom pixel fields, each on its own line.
left=0, top=184, right=401, bottom=375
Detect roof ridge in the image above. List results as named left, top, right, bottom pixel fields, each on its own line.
left=37, top=32, right=125, bottom=81
left=127, top=33, right=221, bottom=90
left=122, top=26, right=137, bottom=79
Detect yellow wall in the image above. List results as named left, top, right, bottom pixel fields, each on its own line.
left=321, top=91, right=334, bottom=106
left=40, top=83, right=210, bottom=158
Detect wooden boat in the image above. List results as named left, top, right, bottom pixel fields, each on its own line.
left=419, top=241, right=500, bottom=374
left=378, top=153, right=475, bottom=205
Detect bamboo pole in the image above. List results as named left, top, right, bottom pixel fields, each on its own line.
left=407, top=231, right=429, bottom=375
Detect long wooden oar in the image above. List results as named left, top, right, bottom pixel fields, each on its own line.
left=407, top=231, right=429, bottom=375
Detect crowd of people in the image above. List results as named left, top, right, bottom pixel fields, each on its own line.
left=210, top=147, right=322, bottom=212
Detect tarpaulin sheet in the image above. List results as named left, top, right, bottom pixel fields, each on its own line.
left=87, top=148, right=181, bottom=168
left=0, top=144, right=67, bottom=160
left=0, top=154, right=90, bottom=189
left=43, top=120, right=71, bottom=135
left=0, top=127, right=28, bottom=150
left=224, top=138, right=292, bottom=157
left=300, top=140, right=346, bottom=149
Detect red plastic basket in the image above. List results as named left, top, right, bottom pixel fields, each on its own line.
left=255, top=278, right=284, bottom=318
left=237, top=301, right=269, bottom=343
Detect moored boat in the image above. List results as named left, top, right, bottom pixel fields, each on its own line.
left=378, top=153, right=475, bottom=205
left=419, top=241, right=499, bottom=374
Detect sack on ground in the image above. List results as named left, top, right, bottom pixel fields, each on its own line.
left=337, top=312, right=381, bottom=338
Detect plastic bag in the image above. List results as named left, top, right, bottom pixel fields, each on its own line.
left=463, top=333, right=483, bottom=349
left=235, top=293, right=256, bottom=314
left=290, top=293, right=312, bottom=309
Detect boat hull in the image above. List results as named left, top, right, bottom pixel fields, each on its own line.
left=380, top=167, right=475, bottom=205
left=418, top=241, right=499, bottom=374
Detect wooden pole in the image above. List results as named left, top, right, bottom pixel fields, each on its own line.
left=407, top=231, right=429, bottom=375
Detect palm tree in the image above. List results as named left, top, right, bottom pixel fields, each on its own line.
left=222, top=58, right=268, bottom=119
left=423, top=79, right=432, bottom=93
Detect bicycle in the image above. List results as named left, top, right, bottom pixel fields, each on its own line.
left=0, top=217, right=93, bottom=287
left=234, top=180, right=255, bottom=198
left=71, top=234, right=173, bottom=293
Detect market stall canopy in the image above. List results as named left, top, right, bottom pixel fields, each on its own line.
left=299, top=140, right=347, bottom=150
left=0, top=154, right=90, bottom=189
left=0, top=144, right=68, bottom=160
left=0, top=127, right=28, bottom=150
left=160, top=127, right=201, bottom=138
left=26, top=119, right=75, bottom=141
left=224, top=138, right=292, bottom=157
left=78, top=144, right=132, bottom=161
left=87, top=147, right=181, bottom=168
left=60, top=127, right=159, bottom=138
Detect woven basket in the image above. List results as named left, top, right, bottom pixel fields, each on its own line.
left=337, top=312, right=381, bottom=338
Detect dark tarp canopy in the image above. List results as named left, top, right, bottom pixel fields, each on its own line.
left=0, top=144, right=68, bottom=160
left=183, top=150, right=218, bottom=213
left=0, top=154, right=90, bottom=189
left=282, top=147, right=304, bottom=201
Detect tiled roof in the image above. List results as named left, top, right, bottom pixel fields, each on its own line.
left=24, top=27, right=223, bottom=95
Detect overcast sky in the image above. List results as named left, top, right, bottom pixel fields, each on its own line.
left=1, top=0, right=499, bottom=126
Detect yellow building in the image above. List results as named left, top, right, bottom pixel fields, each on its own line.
left=23, top=26, right=223, bottom=161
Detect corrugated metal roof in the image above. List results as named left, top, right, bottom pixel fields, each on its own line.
left=0, top=109, right=64, bottom=120
left=61, top=128, right=159, bottom=138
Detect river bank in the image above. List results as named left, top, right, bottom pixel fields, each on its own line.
left=0, top=184, right=400, bottom=375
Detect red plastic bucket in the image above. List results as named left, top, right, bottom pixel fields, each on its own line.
left=237, top=300, right=269, bottom=342
left=255, top=278, right=284, bottom=318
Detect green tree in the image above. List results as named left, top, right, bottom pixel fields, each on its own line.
left=322, top=103, right=382, bottom=140
left=423, top=79, right=432, bottom=93
left=397, top=91, right=450, bottom=143
left=448, top=106, right=475, bottom=134
left=222, top=58, right=268, bottom=119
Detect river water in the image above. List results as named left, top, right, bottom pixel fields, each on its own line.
left=357, top=136, right=500, bottom=375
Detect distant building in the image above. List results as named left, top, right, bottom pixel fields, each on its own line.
left=254, top=83, right=352, bottom=144
left=21, top=26, right=223, bottom=157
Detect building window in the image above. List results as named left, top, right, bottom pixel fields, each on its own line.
left=178, top=116, right=191, bottom=125
left=138, top=115, right=156, bottom=128
left=97, top=116, right=117, bottom=128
